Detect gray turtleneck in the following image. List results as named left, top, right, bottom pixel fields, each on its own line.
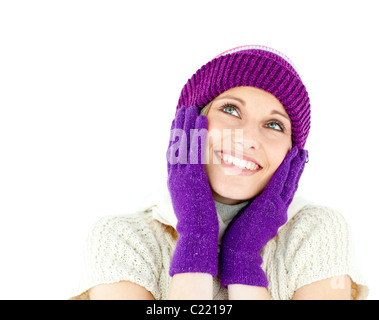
left=214, top=199, right=250, bottom=244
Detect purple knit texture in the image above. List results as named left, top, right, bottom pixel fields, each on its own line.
left=176, top=48, right=311, bottom=149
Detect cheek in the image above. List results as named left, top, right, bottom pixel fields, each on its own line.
left=205, top=120, right=230, bottom=160
left=263, top=143, right=291, bottom=180
left=268, top=151, right=285, bottom=171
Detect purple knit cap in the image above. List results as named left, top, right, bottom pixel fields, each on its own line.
left=176, top=45, right=311, bottom=149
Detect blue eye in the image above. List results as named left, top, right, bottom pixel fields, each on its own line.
left=220, top=103, right=239, bottom=117
left=265, top=121, right=284, bottom=132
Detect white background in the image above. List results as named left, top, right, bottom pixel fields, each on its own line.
left=0, top=0, right=378, bottom=299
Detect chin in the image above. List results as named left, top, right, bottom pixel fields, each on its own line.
left=205, top=164, right=268, bottom=204
left=210, top=179, right=261, bottom=204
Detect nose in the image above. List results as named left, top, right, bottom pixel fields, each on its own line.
left=234, top=126, right=262, bottom=151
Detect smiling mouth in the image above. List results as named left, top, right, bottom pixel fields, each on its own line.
left=214, top=150, right=263, bottom=172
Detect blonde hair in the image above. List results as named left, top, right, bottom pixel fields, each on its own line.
left=200, top=101, right=213, bottom=116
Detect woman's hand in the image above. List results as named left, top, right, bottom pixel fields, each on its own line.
left=219, top=147, right=308, bottom=288
left=167, top=105, right=219, bottom=277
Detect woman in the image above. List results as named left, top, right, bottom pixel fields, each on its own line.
left=71, top=45, right=368, bottom=300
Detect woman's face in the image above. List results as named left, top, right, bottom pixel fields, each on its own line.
left=204, top=86, right=292, bottom=205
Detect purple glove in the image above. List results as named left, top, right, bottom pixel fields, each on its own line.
left=219, top=147, right=308, bottom=287
left=167, top=105, right=219, bottom=277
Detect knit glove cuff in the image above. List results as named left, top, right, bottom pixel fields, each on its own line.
left=169, top=230, right=219, bottom=277
left=219, top=248, right=268, bottom=288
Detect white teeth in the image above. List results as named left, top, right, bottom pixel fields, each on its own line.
left=232, top=158, right=241, bottom=167
left=220, top=153, right=260, bottom=171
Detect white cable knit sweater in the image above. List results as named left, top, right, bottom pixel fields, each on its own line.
left=71, top=189, right=368, bottom=300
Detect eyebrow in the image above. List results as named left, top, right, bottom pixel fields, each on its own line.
left=216, top=95, right=245, bottom=106
left=216, top=95, right=290, bottom=121
left=270, top=109, right=290, bottom=121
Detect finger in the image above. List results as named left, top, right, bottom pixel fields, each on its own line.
left=167, top=109, right=185, bottom=166
left=292, top=149, right=308, bottom=188
left=194, top=114, right=208, bottom=130
left=302, top=149, right=309, bottom=163
left=281, top=149, right=308, bottom=205
left=174, top=106, right=188, bottom=165
left=174, top=106, right=186, bottom=130
left=265, top=147, right=299, bottom=196
left=282, top=146, right=299, bottom=166
left=189, top=115, right=208, bottom=164
left=167, top=119, right=176, bottom=148
left=167, top=119, right=175, bottom=166
left=178, top=106, right=198, bottom=165
left=183, top=106, right=199, bottom=135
